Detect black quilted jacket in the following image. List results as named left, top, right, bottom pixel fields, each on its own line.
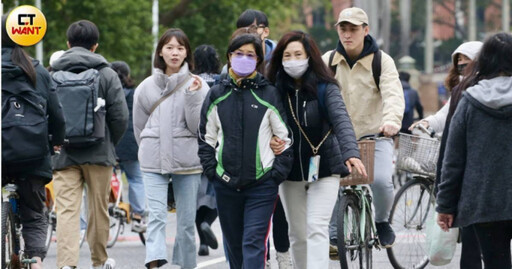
left=282, top=82, right=360, bottom=181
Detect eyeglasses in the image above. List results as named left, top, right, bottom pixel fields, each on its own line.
left=230, top=51, right=257, bottom=59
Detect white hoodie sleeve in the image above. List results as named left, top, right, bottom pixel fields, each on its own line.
left=424, top=98, right=450, bottom=133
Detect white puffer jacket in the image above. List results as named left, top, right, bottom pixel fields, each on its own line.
left=133, top=63, right=208, bottom=174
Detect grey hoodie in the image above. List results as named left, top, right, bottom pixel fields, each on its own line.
left=436, top=76, right=512, bottom=227
left=466, top=76, right=512, bottom=110
left=52, top=47, right=129, bottom=169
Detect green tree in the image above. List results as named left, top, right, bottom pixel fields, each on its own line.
left=3, top=0, right=302, bottom=81
left=3, top=0, right=153, bottom=82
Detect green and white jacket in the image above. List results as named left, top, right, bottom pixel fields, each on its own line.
left=198, top=73, right=293, bottom=190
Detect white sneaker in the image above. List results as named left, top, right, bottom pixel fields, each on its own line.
left=91, top=258, right=116, bottom=269
left=276, top=251, right=292, bottom=269
left=131, top=217, right=147, bottom=233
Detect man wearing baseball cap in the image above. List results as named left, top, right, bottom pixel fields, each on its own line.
left=323, top=7, right=404, bottom=249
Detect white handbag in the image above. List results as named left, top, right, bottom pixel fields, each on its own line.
left=426, top=209, right=459, bottom=266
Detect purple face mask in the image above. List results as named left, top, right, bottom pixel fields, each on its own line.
left=231, top=55, right=257, bottom=77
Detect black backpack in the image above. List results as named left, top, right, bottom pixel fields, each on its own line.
left=52, top=65, right=106, bottom=147
left=2, top=78, right=49, bottom=166
left=328, top=49, right=382, bottom=91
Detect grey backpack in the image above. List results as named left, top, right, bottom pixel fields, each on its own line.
left=52, top=65, right=106, bottom=147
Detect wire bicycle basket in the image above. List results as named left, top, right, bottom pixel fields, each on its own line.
left=396, top=133, right=441, bottom=177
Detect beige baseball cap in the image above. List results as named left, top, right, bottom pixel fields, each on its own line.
left=335, top=7, right=369, bottom=26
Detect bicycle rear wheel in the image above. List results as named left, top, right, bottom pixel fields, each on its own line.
left=337, top=193, right=371, bottom=269
left=2, top=202, right=20, bottom=268
left=387, top=177, right=433, bottom=269
left=106, top=204, right=122, bottom=248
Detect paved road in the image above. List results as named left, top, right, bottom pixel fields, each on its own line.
left=43, top=212, right=463, bottom=269
left=43, top=179, right=466, bottom=269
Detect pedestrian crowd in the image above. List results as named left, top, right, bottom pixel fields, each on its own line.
left=2, top=5, right=512, bottom=269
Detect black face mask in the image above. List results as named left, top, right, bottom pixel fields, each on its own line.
left=457, top=64, right=468, bottom=74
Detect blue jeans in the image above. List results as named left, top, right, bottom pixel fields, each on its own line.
left=119, top=160, right=145, bottom=215
left=143, top=172, right=200, bottom=269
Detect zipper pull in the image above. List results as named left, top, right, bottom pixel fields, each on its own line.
left=303, top=101, right=307, bottom=127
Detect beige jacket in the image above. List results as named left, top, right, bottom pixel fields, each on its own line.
left=322, top=50, right=404, bottom=138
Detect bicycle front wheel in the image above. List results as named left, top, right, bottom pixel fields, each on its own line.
left=387, top=177, right=433, bottom=269
left=2, top=202, right=19, bottom=269
left=337, top=193, right=371, bottom=269
left=45, top=210, right=55, bottom=251
left=139, top=232, right=145, bottom=245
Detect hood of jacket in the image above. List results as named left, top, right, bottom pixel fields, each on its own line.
left=466, top=76, right=512, bottom=118
left=153, top=62, right=192, bottom=95
left=2, top=47, right=40, bottom=80
left=264, top=39, right=277, bottom=62
left=51, top=46, right=109, bottom=71
left=451, top=41, right=483, bottom=66
left=336, top=34, right=379, bottom=68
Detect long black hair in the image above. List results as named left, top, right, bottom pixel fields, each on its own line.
left=2, top=14, right=36, bottom=86
left=450, top=32, right=512, bottom=119
left=267, top=30, right=338, bottom=97
left=226, top=33, right=264, bottom=74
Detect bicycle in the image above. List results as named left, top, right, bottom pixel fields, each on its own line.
left=44, top=181, right=87, bottom=250
left=336, top=134, right=385, bottom=269
left=2, top=181, right=37, bottom=268
left=106, top=165, right=146, bottom=248
left=386, top=125, right=440, bottom=269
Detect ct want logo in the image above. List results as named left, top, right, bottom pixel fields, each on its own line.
left=6, top=5, right=47, bottom=46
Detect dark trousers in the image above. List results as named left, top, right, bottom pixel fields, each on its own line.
left=4, top=176, right=48, bottom=259
left=460, top=226, right=483, bottom=269
left=267, top=197, right=290, bottom=260
left=471, top=220, right=512, bottom=269
left=213, top=179, right=278, bottom=269
left=195, top=206, right=218, bottom=245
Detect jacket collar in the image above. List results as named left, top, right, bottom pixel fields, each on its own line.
left=331, top=51, right=374, bottom=72
left=221, top=71, right=269, bottom=90
left=153, top=63, right=191, bottom=95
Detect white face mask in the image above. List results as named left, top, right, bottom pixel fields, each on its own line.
left=283, top=58, right=309, bottom=79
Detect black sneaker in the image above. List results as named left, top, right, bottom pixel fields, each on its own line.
left=198, top=244, right=209, bottom=256
left=376, top=222, right=396, bottom=248
left=200, top=222, right=218, bottom=249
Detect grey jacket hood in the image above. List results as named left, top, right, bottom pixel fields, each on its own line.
left=466, top=76, right=512, bottom=117
left=51, top=46, right=109, bottom=71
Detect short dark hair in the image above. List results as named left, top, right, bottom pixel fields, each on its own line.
left=111, top=61, right=135, bottom=88
left=236, top=9, right=269, bottom=28
left=399, top=71, right=411, bottom=82
left=153, top=28, right=193, bottom=71
left=193, top=45, right=220, bottom=75
left=67, top=20, right=99, bottom=49
left=226, top=33, right=264, bottom=74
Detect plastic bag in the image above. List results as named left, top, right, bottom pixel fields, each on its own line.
left=426, top=210, right=459, bottom=266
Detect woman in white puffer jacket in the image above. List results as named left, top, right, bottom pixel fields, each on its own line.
left=410, top=41, right=482, bottom=134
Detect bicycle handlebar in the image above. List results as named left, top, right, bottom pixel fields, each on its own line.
left=416, top=123, right=436, bottom=138
left=358, top=132, right=389, bottom=141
